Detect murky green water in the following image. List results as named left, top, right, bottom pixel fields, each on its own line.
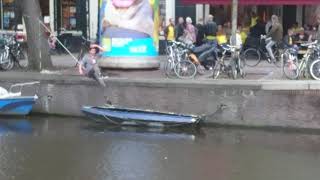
left=0, top=116, right=319, bottom=180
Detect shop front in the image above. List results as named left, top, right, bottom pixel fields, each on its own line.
left=0, top=0, right=24, bottom=31
left=178, top=0, right=320, bottom=34
left=51, top=0, right=88, bottom=36
left=0, top=0, right=91, bottom=46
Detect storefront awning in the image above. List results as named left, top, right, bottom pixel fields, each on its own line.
left=181, top=0, right=320, bottom=5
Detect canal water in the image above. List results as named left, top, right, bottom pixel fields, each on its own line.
left=0, top=116, right=320, bottom=180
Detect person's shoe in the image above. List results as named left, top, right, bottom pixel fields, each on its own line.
left=102, top=76, right=109, bottom=79
left=197, top=65, right=206, bottom=75
left=266, top=58, right=271, bottom=63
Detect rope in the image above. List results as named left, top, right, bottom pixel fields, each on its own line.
left=37, top=19, right=79, bottom=63
left=23, top=15, right=79, bottom=64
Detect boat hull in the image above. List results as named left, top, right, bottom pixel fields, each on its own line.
left=81, top=106, right=202, bottom=127
left=0, top=96, right=37, bottom=116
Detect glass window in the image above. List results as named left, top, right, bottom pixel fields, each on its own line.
left=61, top=0, right=76, bottom=30
left=3, top=0, right=21, bottom=30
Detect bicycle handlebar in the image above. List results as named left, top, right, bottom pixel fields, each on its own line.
left=301, top=40, right=318, bottom=48
left=228, top=45, right=241, bottom=49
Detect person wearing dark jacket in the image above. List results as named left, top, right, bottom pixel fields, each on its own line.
left=283, top=29, right=294, bottom=47
left=175, top=17, right=185, bottom=40
left=283, top=28, right=299, bottom=54
left=265, top=15, right=283, bottom=62
left=204, top=15, right=218, bottom=40
left=249, top=19, right=266, bottom=38
left=196, top=18, right=205, bottom=46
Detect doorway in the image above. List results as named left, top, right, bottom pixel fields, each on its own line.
left=282, top=5, right=297, bottom=34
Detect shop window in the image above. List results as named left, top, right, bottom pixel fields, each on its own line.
left=61, top=0, right=76, bottom=30
left=3, top=0, right=21, bottom=30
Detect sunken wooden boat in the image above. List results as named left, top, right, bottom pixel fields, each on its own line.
left=81, top=106, right=202, bottom=127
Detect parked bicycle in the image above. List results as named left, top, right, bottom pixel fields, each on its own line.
left=0, top=35, right=28, bottom=70
left=310, top=59, right=320, bottom=81
left=0, top=38, right=12, bottom=70
left=173, top=42, right=197, bottom=79
left=166, top=40, right=219, bottom=79
left=305, top=43, right=320, bottom=80
left=243, top=35, right=281, bottom=67
left=213, top=44, right=245, bottom=79
left=164, top=41, right=183, bottom=78
left=164, top=41, right=197, bottom=79
left=283, top=41, right=318, bottom=80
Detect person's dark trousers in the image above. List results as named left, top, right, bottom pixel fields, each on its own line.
left=87, top=65, right=101, bottom=79
left=159, top=39, right=167, bottom=55
left=198, top=41, right=218, bottom=64
left=87, top=65, right=106, bottom=87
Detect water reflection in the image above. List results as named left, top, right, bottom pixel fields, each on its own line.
left=82, top=124, right=206, bottom=180
left=0, top=118, right=33, bottom=134
left=83, top=124, right=205, bottom=142
left=0, top=117, right=320, bottom=180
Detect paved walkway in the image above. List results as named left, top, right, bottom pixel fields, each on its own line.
left=50, top=54, right=286, bottom=80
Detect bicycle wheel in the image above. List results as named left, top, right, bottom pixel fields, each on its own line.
left=237, top=57, right=246, bottom=78
left=243, top=48, right=261, bottom=67
left=1, top=53, right=14, bottom=70
left=165, top=45, right=172, bottom=56
left=174, top=60, right=197, bottom=79
left=309, top=59, right=320, bottom=80
left=164, top=60, right=176, bottom=78
left=212, top=62, right=221, bottom=79
left=283, top=59, right=299, bottom=80
left=230, top=61, right=237, bottom=79
left=16, top=50, right=28, bottom=68
left=273, top=50, right=282, bottom=68
left=239, top=68, right=246, bottom=78
left=17, top=49, right=26, bottom=60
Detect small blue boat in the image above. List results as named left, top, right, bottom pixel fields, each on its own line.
left=0, top=96, right=38, bottom=115
left=81, top=106, right=202, bottom=127
left=0, top=82, right=39, bottom=116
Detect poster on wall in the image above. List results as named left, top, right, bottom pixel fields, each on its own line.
left=99, top=0, right=159, bottom=57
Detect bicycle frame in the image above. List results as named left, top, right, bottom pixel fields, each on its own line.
left=297, top=48, right=313, bottom=75
left=258, top=37, right=278, bottom=59
left=0, top=46, right=10, bottom=64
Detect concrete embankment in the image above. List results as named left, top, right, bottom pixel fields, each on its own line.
left=1, top=71, right=320, bottom=130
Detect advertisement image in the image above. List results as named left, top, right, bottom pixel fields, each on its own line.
left=99, top=0, right=159, bottom=57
